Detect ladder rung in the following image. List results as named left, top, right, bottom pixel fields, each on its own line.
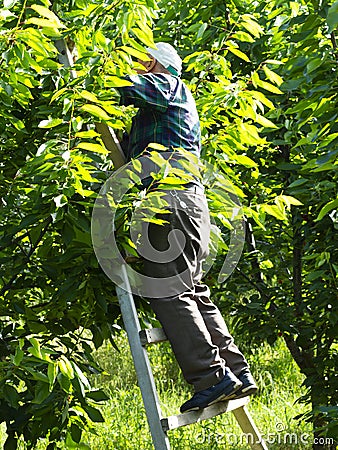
left=139, top=328, right=168, bottom=346
left=161, top=396, right=250, bottom=432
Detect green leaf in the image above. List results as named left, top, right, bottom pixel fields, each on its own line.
left=327, top=1, right=338, bottom=32
left=241, top=14, right=264, bottom=38
left=148, top=143, right=168, bottom=151
left=263, top=66, right=283, bottom=86
left=83, top=405, right=105, bottom=422
left=131, top=27, right=154, bottom=48
left=263, top=59, right=284, bottom=65
left=256, top=79, right=283, bottom=94
left=58, top=356, right=74, bottom=379
left=197, top=23, right=208, bottom=40
left=251, top=71, right=260, bottom=88
left=80, top=104, right=111, bottom=120
left=26, top=17, right=65, bottom=29
left=72, top=362, right=91, bottom=390
left=32, top=381, right=50, bottom=404
left=132, top=158, right=142, bottom=173
left=75, top=130, right=100, bottom=138
left=28, top=346, right=43, bottom=359
left=104, top=76, right=133, bottom=88
left=277, top=195, right=303, bottom=207
left=261, top=204, right=287, bottom=221
left=312, top=163, right=337, bottom=172
left=38, top=118, right=63, bottom=128
left=78, top=90, right=100, bottom=103
left=287, top=178, right=309, bottom=189
left=233, top=154, right=258, bottom=168
left=3, top=385, right=20, bottom=408
left=120, top=45, right=149, bottom=60
left=158, top=176, right=185, bottom=185
left=75, top=142, right=108, bottom=155
left=30, top=4, right=64, bottom=24
left=254, top=114, right=278, bottom=129
left=315, top=198, right=338, bottom=222
left=50, top=87, right=68, bottom=103
left=177, top=159, right=202, bottom=179
left=74, top=164, right=98, bottom=182
left=232, top=31, right=255, bottom=43
left=227, top=47, right=250, bottom=62
left=57, top=373, right=72, bottom=393
left=29, top=337, right=41, bottom=352
left=26, top=368, right=49, bottom=383
left=18, top=28, right=55, bottom=56
left=70, top=423, right=82, bottom=444
left=86, top=389, right=110, bottom=402
left=305, top=270, right=326, bottom=281
left=48, top=362, right=59, bottom=389
left=306, top=58, right=323, bottom=74
left=13, top=347, right=24, bottom=366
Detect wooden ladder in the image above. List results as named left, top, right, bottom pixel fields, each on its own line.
left=116, top=264, right=268, bottom=450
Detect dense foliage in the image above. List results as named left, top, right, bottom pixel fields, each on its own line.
left=0, top=0, right=337, bottom=448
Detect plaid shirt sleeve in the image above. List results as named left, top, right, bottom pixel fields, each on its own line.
left=118, top=74, right=171, bottom=112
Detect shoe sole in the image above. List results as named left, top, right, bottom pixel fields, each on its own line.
left=206, top=380, right=243, bottom=406
left=234, top=385, right=258, bottom=399
left=181, top=382, right=243, bottom=413
left=216, top=381, right=243, bottom=402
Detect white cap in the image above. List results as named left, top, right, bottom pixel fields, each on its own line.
left=146, top=42, right=182, bottom=76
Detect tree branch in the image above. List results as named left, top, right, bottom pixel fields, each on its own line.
left=0, top=217, right=52, bottom=297
left=283, top=333, right=313, bottom=370
left=330, top=31, right=338, bottom=60
left=235, top=266, right=269, bottom=299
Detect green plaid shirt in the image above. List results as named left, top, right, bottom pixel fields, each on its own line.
left=118, top=73, right=201, bottom=161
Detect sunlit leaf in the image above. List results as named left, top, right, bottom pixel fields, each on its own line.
left=263, top=66, right=283, bottom=86
left=131, top=27, right=154, bottom=48
left=120, top=45, right=150, bottom=60
left=256, top=79, right=283, bottom=94
left=81, top=104, right=111, bottom=120
left=315, top=198, right=338, bottom=221
left=38, top=118, right=63, bottom=128
left=76, top=142, right=109, bottom=154
left=30, top=4, right=64, bottom=24
left=241, top=14, right=264, bottom=37
left=227, top=47, right=250, bottom=62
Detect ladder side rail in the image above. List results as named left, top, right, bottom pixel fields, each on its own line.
left=56, top=39, right=165, bottom=448
left=232, top=405, right=268, bottom=450
left=117, top=265, right=171, bottom=450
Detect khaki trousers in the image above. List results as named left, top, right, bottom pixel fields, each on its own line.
left=142, top=189, right=249, bottom=392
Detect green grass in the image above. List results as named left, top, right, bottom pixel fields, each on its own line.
left=82, top=335, right=312, bottom=450
left=0, top=335, right=313, bottom=449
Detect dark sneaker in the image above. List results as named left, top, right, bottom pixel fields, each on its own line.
left=180, top=368, right=242, bottom=413
left=234, top=369, right=258, bottom=399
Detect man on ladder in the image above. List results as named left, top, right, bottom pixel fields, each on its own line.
left=115, top=42, right=258, bottom=414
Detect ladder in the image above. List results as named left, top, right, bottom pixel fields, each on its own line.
left=116, top=264, right=268, bottom=450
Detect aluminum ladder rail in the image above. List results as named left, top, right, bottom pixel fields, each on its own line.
left=117, top=264, right=268, bottom=450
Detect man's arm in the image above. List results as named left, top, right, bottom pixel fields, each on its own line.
left=117, top=74, right=170, bottom=112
